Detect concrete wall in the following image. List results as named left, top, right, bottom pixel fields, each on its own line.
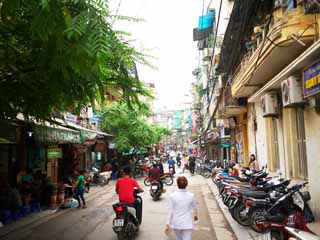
left=247, top=103, right=268, bottom=168
left=304, top=106, right=320, bottom=219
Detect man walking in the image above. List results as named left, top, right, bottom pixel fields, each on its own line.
left=189, top=155, right=196, bottom=175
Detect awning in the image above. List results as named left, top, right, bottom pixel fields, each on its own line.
left=249, top=40, right=320, bottom=102
left=0, top=137, right=14, bottom=144
left=122, top=148, right=148, bottom=156
left=0, top=120, right=16, bottom=143
left=33, top=122, right=80, bottom=144
left=60, top=121, right=111, bottom=144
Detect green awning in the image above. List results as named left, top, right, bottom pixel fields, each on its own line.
left=0, top=137, right=14, bottom=144
left=33, top=125, right=80, bottom=144
left=122, top=148, right=148, bottom=156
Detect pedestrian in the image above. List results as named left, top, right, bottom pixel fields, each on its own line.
left=248, top=154, right=259, bottom=172
left=188, top=155, right=196, bottom=175
left=74, top=170, right=86, bottom=209
left=165, top=176, right=198, bottom=240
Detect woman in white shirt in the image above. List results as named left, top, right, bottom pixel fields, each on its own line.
left=165, top=176, right=198, bottom=240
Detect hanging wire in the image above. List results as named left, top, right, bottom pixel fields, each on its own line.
left=112, top=0, right=123, bottom=26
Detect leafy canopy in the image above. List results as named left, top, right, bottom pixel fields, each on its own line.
left=100, top=102, right=170, bottom=152
left=0, top=0, right=150, bottom=119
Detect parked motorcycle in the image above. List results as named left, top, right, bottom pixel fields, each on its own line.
left=88, top=166, right=110, bottom=186
left=251, top=182, right=315, bottom=236
left=112, top=189, right=142, bottom=240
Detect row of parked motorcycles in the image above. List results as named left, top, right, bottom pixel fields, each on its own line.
left=212, top=167, right=318, bottom=240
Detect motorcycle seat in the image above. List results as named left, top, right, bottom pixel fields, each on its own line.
left=238, top=189, right=269, bottom=199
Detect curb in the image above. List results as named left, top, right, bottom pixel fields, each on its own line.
left=207, top=181, right=259, bottom=240
left=0, top=185, right=112, bottom=238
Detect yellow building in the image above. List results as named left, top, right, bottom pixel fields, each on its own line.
left=218, top=1, right=320, bottom=219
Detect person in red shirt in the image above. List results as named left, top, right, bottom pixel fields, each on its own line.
left=116, top=167, right=144, bottom=223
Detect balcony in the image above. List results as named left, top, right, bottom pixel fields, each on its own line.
left=219, top=87, right=247, bottom=118
left=231, top=5, right=318, bottom=98
left=203, top=48, right=213, bottom=62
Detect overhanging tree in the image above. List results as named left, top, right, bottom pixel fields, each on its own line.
left=0, top=0, right=150, bottom=119
left=100, top=102, right=170, bottom=153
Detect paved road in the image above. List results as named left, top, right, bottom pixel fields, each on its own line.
left=0, top=169, right=235, bottom=240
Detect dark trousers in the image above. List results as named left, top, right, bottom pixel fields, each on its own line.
left=190, top=164, right=195, bottom=174
left=85, top=182, right=90, bottom=192
left=75, top=188, right=86, bottom=207
left=132, top=199, right=142, bottom=224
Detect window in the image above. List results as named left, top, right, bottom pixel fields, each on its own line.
left=272, top=118, right=280, bottom=170
left=296, top=107, right=308, bottom=179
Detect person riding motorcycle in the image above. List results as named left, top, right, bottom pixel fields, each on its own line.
left=149, top=163, right=164, bottom=191
left=115, top=167, right=144, bottom=223
left=157, top=160, right=164, bottom=175
left=167, top=157, right=176, bottom=174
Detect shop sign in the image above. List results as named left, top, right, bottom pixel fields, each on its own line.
left=303, top=60, right=320, bottom=97
left=80, top=130, right=97, bottom=144
left=64, top=113, right=78, bottom=124
left=47, top=148, right=62, bottom=159
left=34, top=125, right=80, bottom=144
left=109, top=142, right=116, bottom=149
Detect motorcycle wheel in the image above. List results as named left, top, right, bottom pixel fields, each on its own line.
left=117, top=231, right=127, bottom=240
left=144, top=178, right=151, bottom=186
left=249, top=209, right=268, bottom=233
left=203, top=172, right=212, bottom=178
left=233, top=203, right=250, bottom=226
left=164, top=176, right=173, bottom=186
left=270, top=230, right=283, bottom=240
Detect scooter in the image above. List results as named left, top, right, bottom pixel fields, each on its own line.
left=253, top=182, right=315, bottom=237
left=112, top=189, right=142, bottom=240
left=149, top=180, right=162, bottom=201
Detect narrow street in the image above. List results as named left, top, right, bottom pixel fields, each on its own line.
left=0, top=170, right=235, bottom=240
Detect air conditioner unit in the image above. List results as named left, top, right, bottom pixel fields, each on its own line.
left=203, top=48, right=213, bottom=62
left=281, top=76, right=304, bottom=107
left=261, top=92, right=279, bottom=117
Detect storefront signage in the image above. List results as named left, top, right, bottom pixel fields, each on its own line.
left=34, top=125, right=80, bottom=144
left=303, top=60, right=320, bottom=97
left=64, top=113, right=78, bottom=124
left=80, top=130, right=97, bottom=144
left=47, top=148, right=62, bottom=159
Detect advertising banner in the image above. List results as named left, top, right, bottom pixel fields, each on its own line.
left=303, top=60, right=320, bottom=97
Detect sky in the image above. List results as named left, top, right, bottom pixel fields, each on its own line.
left=109, top=0, right=217, bottom=110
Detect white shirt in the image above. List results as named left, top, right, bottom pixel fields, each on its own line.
left=167, top=189, right=197, bottom=230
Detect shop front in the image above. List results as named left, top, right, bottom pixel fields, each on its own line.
left=0, top=121, right=18, bottom=186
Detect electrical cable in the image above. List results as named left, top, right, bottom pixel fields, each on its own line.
left=265, top=22, right=318, bottom=48
left=112, top=0, right=123, bottom=26
left=204, top=0, right=258, bottom=133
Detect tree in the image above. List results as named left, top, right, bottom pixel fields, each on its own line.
left=0, top=0, right=150, bottom=119
left=100, top=102, right=170, bottom=153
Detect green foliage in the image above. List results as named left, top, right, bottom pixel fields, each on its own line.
left=0, top=0, right=150, bottom=119
left=101, top=102, right=170, bottom=152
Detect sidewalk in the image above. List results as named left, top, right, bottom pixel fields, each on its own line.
left=0, top=185, right=111, bottom=238
left=206, top=179, right=263, bottom=240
